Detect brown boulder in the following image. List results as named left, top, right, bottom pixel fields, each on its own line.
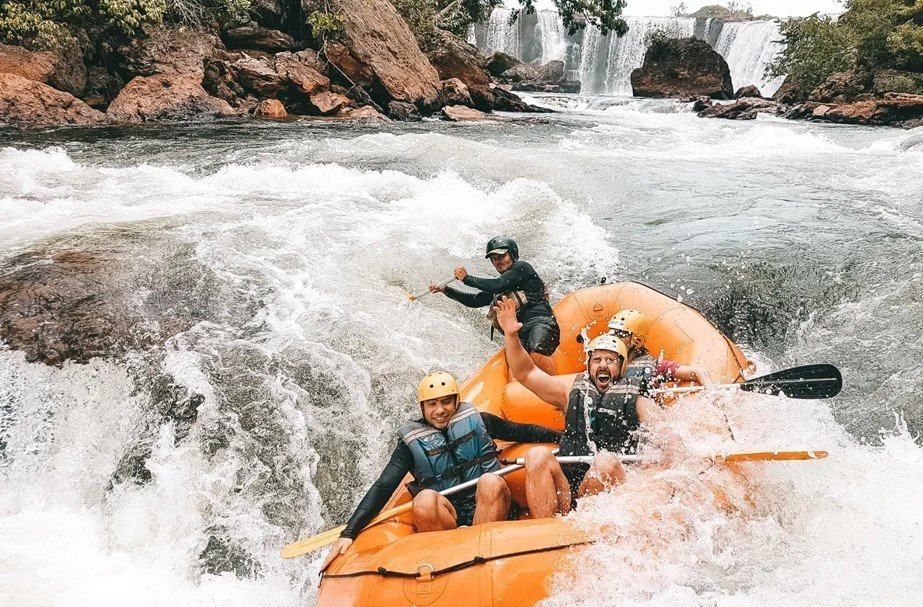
left=485, top=52, right=520, bottom=78
left=107, top=74, right=236, bottom=123
left=631, top=36, right=733, bottom=99
left=228, top=54, right=287, bottom=98
left=809, top=70, right=869, bottom=103
left=441, top=105, right=487, bottom=122
left=0, top=42, right=55, bottom=82
left=118, top=24, right=220, bottom=78
left=426, top=31, right=494, bottom=111
left=223, top=25, right=300, bottom=52
left=387, top=100, right=421, bottom=121
left=734, top=85, right=762, bottom=99
left=0, top=73, right=107, bottom=127
left=0, top=42, right=86, bottom=96
left=336, top=105, right=387, bottom=121
left=821, top=93, right=923, bottom=126
left=699, top=97, right=781, bottom=120
left=256, top=99, right=288, bottom=118
left=489, top=85, right=552, bottom=113
left=326, top=0, right=441, bottom=111
left=274, top=50, right=329, bottom=96
left=441, top=78, right=473, bottom=107
left=772, top=76, right=810, bottom=104
left=310, top=91, right=352, bottom=115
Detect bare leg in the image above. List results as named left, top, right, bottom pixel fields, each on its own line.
left=578, top=451, right=627, bottom=497
left=412, top=489, right=458, bottom=532
left=524, top=446, right=572, bottom=518
left=471, top=473, right=511, bottom=525
left=530, top=352, right=557, bottom=375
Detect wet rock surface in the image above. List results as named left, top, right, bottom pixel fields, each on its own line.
left=107, top=74, right=236, bottom=123
left=632, top=36, right=734, bottom=99
left=0, top=73, right=107, bottom=127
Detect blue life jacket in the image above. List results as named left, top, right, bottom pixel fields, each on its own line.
left=399, top=402, right=500, bottom=495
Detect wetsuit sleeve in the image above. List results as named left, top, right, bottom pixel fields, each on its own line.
left=461, top=261, right=534, bottom=294
left=340, top=442, right=414, bottom=539
left=444, top=285, right=494, bottom=308
left=481, top=412, right=561, bottom=444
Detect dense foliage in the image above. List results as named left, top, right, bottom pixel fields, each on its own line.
left=390, top=0, right=628, bottom=49
left=671, top=1, right=771, bottom=22
left=0, top=0, right=250, bottom=50
left=769, top=0, right=923, bottom=95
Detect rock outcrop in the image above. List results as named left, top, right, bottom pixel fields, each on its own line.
left=498, top=59, right=580, bottom=93
left=0, top=73, right=107, bottom=127
left=256, top=98, right=287, bottom=118
left=223, top=24, right=300, bottom=52
left=325, top=0, right=442, bottom=111
left=699, top=97, right=782, bottom=120
left=631, top=36, right=733, bottom=99
left=734, top=85, right=762, bottom=99
left=441, top=105, right=487, bottom=121
left=485, top=52, right=520, bottom=78
left=273, top=50, right=329, bottom=96
left=107, top=74, right=236, bottom=123
left=387, top=100, right=421, bottom=121
left=118, top=24, right=220, bottom=78
left=0, top=42, right=85, bottom=96
left=426, top=31, right=494, bottom=111
left=807, top=93, right=923, bottom=127
left=441, top=78, right=473, bottom=107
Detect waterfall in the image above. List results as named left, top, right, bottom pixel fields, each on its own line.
left=474, top=9, right=787, bottom=97
left=536, top=10, right=568, bottom=64
left=714, top=21, right=786, bottom=97
left=580, top=17, right=696, bottom=94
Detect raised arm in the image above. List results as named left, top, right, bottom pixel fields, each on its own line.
left=495, top=296, right=571, bottom=410
left=442, top=285, right=494, bottom=308
left=673, top=365, right=715, bottom=388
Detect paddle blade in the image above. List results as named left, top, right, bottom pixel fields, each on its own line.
left=281, top=527, right=345, bottom=559
left=740, top=364, right=842, bottom=399
left=717, top=450, right=828, bottom=462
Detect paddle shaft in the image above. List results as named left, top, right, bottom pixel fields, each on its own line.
left=502, top=451, right=828, bottom=465
left=281, top=454, right=535, bottom=559
left=407, top=277, right=456, bottom=301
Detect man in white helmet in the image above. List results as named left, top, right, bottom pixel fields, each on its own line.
left=495, top=297, right=669, bottom=518
left=320, top=371, right=561, bottom=571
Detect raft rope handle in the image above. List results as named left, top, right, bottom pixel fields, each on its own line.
left=321, top=540, right=595, bottom=580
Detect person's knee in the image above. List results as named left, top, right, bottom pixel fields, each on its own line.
left=412, top=489, right=440, bottom=514
left=476, top=473, right=510, bottom=501
left=525, top=446, right=555, bottom=472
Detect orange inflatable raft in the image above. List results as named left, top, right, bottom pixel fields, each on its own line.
left=317, top=282, right=750, bottom=607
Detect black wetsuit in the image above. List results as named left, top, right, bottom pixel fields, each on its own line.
left=340, top=414, right=561, bottom=539
left=444, top=260, right=561, bottom=356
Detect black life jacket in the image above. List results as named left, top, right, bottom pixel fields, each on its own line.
left=398, top=402, right=500, bottom=495
left=559, top=373, right=641, bottom=456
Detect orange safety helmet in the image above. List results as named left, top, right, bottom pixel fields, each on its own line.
left=417, top=371, right=459, bottom=402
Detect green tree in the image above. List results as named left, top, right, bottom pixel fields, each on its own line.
left=768, top=14, right=855, bottom=93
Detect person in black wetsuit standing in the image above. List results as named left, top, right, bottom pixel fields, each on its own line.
left=429, top=236, right=561, bottom=374
left=320, top=371, right=560, bottom=572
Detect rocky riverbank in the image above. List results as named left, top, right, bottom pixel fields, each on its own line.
left=0, top=0, right=546, bottom=128
left=626, top=34, right=923, bottom=128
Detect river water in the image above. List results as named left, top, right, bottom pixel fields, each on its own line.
left=1, top=97, right=922, bottom=606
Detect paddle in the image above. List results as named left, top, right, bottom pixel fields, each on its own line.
left=501, top=450, right=828, bottom=466
left=405, top=277, right=456, bottom=302
left=651, top=364, right=842, bottom=399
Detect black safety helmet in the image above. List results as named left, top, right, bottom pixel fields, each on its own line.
left=484, top=236, right=519, bottom=261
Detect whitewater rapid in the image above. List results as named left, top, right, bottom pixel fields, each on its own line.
left=2, top=101, right=922, bottom=606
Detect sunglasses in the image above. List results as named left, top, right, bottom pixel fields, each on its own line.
left=612, top=329, right=632, bottom=339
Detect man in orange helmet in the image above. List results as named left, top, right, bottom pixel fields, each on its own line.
left=608, top=309, right=714, bottom=395
left=320, top=371, right=560, bottom=571
left=494, top=297, right=666, bottom=518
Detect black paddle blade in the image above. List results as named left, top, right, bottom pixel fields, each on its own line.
left=740, top=364, right=842, bottom=399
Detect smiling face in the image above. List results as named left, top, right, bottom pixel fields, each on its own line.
left=421, top=394, right=458, bottom=429
left=587, top=349, right=624, bottom=392
left=488, top=251, right=514, bottom=273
